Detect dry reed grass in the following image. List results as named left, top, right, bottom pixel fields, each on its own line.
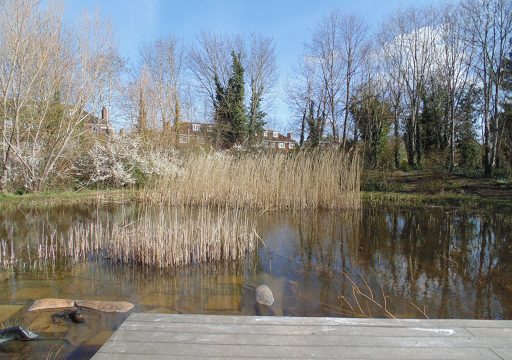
left=29, top=205, right=257, bottom=269
left=337, top=272, right=429, bottom=319
left=140, top=148, right=361, bottom=210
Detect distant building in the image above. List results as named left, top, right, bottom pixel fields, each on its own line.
left=173, top=121, right=297, bottom=151
left=174, top=121, right=215, bottom=145
left=83, top=106, right=112, bottom=135
left=260, top=130, right=296, bottom=151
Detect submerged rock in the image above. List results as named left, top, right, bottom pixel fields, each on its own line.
left=68, top=309, right=85, bottom=323
left=75, top=300, right=134, bottom=313
left=28, top=298, right=74, bottom=312
left=0, top=326, right=39, bottom=345
left=255, top=285, right=274, bottom=307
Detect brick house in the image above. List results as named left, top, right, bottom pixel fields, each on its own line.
left=174, top=121, right=215, bottom=145
left=173, top=121, right=296, bottom=150
left=260, top=129, right=296, bottom=151
left=83, top=106, right=112, bottom=135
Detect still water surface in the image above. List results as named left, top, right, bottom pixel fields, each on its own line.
left=0, top=203, right=511, bottom=358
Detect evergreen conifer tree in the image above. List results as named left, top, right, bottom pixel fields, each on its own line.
left=213, top=52, right=248, bottom=148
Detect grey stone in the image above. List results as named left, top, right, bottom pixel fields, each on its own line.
left=255, top=285, right=274, bottom=307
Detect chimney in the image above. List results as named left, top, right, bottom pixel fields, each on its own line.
left=287, top=132, right=291, bottom=139
left=101, top=106, right=109, bottom=124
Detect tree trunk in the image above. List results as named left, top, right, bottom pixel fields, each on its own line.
left=299, top=103, right=307, bottom=147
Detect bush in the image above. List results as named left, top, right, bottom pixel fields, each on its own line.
left=399, top=160, right=411, bottom=172
left=73, top=134, right=181, bottom=188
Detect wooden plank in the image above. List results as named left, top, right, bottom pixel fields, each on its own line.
left=492, top=348, right=512, bottom=360
left=128, top=313, right=512, bottom=328
left=93, top=355, right=303, bottom=360
left=95, top=342, right=500, bottom=359
left=108, top=330, right=512, bottom=348
left=118, top=322, right=473, bottom=337
left=92, top=314, right=512, bottom=360
left=94, top=355, right=429, bottom=360
left=465, top=327, right=512, bottom=337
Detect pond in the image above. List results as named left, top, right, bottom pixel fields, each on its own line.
left=0, top=202, right=511, bottom=358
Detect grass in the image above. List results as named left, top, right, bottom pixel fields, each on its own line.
left=362, top=168, right=512, bottom=209
left=141, top=149, right=361, bottom=210
left=362, top=191, right=512, bottom=210
left=0, top=189, right=131, bottom=207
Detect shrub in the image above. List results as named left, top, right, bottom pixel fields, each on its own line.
left=73, top=134, right=180, bottom=188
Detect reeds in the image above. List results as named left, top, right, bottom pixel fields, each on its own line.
left=337, top=272, right=429, bottom=319
left=140, top=148, right=361, bottom=210
left=31, top=205, right=257, bottom=269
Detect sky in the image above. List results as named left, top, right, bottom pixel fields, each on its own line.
left=64, top=0, right=446, bottom=131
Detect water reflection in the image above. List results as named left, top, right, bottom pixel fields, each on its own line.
left=0, top=203, right=511, bottom=357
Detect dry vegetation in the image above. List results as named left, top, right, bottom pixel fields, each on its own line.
left=23, top=205, right=257, bottom=269
left=140, top=149, right=361, bottom=210
left=337, top=272, right=428, bottom=319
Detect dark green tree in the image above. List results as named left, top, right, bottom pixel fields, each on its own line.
left=456, top=87, right=480, bottom=169
left=306, top=98, right=325, bottom=148
left=214, top=73, right=228, bottom=146
left=214, top=52, right=248, bottom=148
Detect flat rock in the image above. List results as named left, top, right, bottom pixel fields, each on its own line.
left=255, top=285, right=274, bottom=307
left=75, top=300, right=133, bottom=313
left=28, top=298, right=75, bottom=312
left=0, top=305, right=24, bottom=323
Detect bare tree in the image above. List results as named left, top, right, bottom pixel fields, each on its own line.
left=126, top=36, right=185, bottom=139
left=379, top=17, right=406, bottom=169
left=305, top=11, right=368, bottom=147
left=462, top=0, right=512, bottom=176
left=286, top=52, right=327, bottom=147
left=246, top=34, right=277, bottom=140
left=338, top=14, right=369, bottom=149
left=307, top=10, right=344, bottom=143
left=188, top=32, right=242, bottom=116
left=0, top=0, right=121, bottom=191
left=381, top=7, right=438, bottom=166
left=437, top=3, right=475, bottom=171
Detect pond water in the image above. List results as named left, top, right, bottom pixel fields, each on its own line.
left=0, top=202, right=511, bottom=358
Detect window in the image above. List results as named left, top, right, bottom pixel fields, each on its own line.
left=179, top=135, right=189, bottom=144
left=192, top=124, right=200, bottom=132
left=273, top=131, right=278, bottom=138
left=264, top=130, right=268, bottom=137
left=289, top=143, right=295, bottom=149
left=278, top=142, right=285, bottom=149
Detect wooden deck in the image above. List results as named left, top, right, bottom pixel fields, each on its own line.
left=92, top=314, right=512, bottom=359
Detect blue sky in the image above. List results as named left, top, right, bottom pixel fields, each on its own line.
left=65, top=0, right=446, bottom=130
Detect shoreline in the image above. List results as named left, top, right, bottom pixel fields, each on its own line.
left=1, top=187, right=510, bottom=210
